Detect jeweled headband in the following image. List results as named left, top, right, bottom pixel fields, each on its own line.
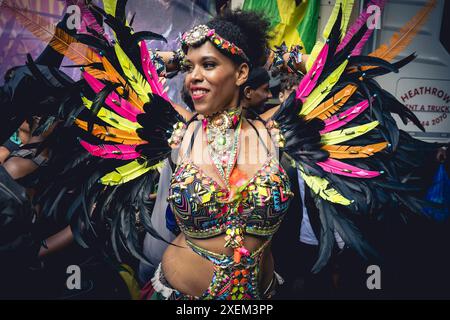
left=181, top=24, right=249, bottom=63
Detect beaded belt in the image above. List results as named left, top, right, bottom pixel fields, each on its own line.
left=185, top=238, right=271, bottom=300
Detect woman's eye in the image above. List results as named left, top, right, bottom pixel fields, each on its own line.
left=203, top=62, right=216, bottom=69
left=184, top=64, right=193, bottom=72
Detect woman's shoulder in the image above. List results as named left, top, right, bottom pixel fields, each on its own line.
left=173, top=120, right=201, bottom=157
left=244, top=117, right=276, bottom=154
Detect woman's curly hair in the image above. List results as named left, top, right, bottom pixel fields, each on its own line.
left=206, top=10, right=272, bottom=67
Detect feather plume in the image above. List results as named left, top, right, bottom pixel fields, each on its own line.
left=140, top=41, right=169, bottom=101
left=74, top=119, right=143, bottom=144
left=100, top=160, right=162, bottom=186
left=317, top=159, right=381, bottom=178
left=80, top=96, right=141, bottom=132
left=79, top=139, right=141, bottom=160
left=1, top=1, right=106, bottom=79
left=100, top=56, right=145, bottom=110
left=321, top=99, right=370, bottom=133
left=82, top=71, right=142, bottom=122
left=337, top=0, right=386, bottom=56
left=323, top=142, right=389, bottom=159
left=66, top=0, right=110, bottom=41
left=298, top=165, right=352, bottom=206
left=296, top=43, right=329, bottom=101
left=103, top=0, right=118, bottom=17
left=369, top=0, right=437, bottom=61
left=114, top=44, right=151, bottom=103
left=323, top=0, right=355, bottom=39
left=300, top=60, right=349, bottom=116
left=305, top=85, right=358, bottom=121
left=321, top=121, right=380, bottom=145
left=307, top=0, right=355, bottom=70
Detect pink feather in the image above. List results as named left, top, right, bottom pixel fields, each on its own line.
left=79, top=140, right=141, bottom=160
left=65, top=0, right=110, bottom=42
left=140, top=40, right=170, bottom=102
left=296, top=42, right=329, bottom=101
left=337, top=0, right=386, bottom=56
left=82, top=71, right=142, bottom=122
left=317, top=159, right=381, bottom=178
left=320, top=99, right=370, bottom=134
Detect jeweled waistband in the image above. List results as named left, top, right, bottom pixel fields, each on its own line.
left=185, top=238, right=271, bottom=267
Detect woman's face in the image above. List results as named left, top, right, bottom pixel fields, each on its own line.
left=184, top=41, right=249, bottom=116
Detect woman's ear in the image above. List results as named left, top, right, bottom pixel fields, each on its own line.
left=236, top=63, right=249, bottom=87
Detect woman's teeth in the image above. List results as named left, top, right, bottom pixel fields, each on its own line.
left=193, top=90, right=208, bottom=95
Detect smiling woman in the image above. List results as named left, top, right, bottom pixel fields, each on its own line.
left=184, top=41, right=248, bottom=115
left=148, top=10, right=297, bottom=300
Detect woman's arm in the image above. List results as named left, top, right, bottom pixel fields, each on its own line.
left=38, top=226, right=73, bottom=258
left=2, top=132, right=49, bottom=180
left=156, top=51, right=180, bottom=73
left=172, top=102, right=194, bottom=121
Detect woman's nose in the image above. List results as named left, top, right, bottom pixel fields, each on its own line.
left=189, top=65, right=203, bottom=82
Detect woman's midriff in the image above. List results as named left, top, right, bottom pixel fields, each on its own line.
left=161, top=233, right=274, bottom=297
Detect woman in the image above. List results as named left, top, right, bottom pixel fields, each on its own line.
left=150, top=12, right=291, bottom=299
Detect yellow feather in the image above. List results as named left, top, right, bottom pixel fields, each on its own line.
left=100, top=160, right=163, bottom=186
left=300, top=60, right=349, bottom=116
left=114, top=44, right=151, bottom=103
left=298, top=165, right=352, bottom=206
left=103, top=0, right=118, bottom=17
left=322, top=0, right=355, bottom=39
left=321, top=121, right=379, bottom=145
left=81, top=97, right=141, bottom=132
left=307, top=0, right=355, bottom=71
left=323, top=142, right=389, bottom=159
left=306, top=41, right=324, bottom=71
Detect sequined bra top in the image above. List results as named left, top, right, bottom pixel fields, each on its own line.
left=167, top=122, right=294, bottom=239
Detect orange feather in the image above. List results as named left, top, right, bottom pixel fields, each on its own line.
left=369, top=0, right=437, bottom=61
left=101, top=56, right=145, bottom=110
left=305, top=85, right=357, bottom=121
left=75, top=119, right=144, bottom=145
left=323, top=142, right=389, bottom=159
left=1, top=1, right=107, bottom=79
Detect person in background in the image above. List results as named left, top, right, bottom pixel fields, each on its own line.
left=241, top=67, right=272, bottom=114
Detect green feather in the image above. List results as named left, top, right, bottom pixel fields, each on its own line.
left=81, top=96, right=141, bottom=132
left=298, top=164, right=352, bottom=206
left=307, top=0, right=355, bottom=70
left=100, top=159, right=163, bottom=186
left=321, top=121, right=380, bottom=145
left=323, top=0, right=355, bottom=39
left=114, top=43, right=150, bottom=103
left=300, top=60, right=348, bottom=116
left=103, top=0, right=117, bottom=17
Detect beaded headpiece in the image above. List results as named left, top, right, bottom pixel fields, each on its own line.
left=181, top=25, right=249, bottom=63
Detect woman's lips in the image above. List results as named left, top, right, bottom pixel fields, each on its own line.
left=191, top=88, right=210, bottom=101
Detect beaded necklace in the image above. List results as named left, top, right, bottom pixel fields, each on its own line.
left=203, top=108, right=250, bottom=265
left=204, top=107, right=242, bottom=187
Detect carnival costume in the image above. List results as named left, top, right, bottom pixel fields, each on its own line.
left=0, top=0, right=442, bottom=300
